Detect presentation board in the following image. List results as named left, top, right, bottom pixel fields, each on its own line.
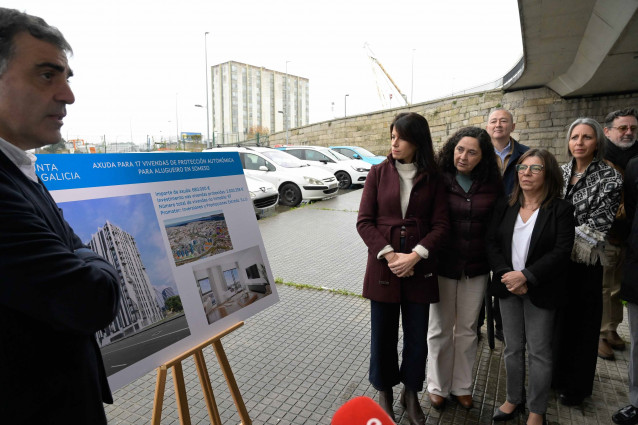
left=36, top=152, right=278, bottom=390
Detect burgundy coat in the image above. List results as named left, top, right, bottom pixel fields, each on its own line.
left=357, top=158, right=450, bottom=304
left=437, top=172, right=503, bottom=279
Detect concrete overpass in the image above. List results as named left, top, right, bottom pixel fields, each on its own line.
left=507, top=0, right=638, bottom=97
left=271, top=0, right=638, bottom=158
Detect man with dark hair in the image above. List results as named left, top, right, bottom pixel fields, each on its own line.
left=598, top=108, right=638, bottom=360
left=0, top=8, right=120, bottom=424
left=613, top=155, right=638, bottom=425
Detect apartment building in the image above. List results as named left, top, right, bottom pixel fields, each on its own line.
left=211, top=61, right=309, bottom=143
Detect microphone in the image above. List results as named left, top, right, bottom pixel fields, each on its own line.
left=331, top=396, right=395, bottom=425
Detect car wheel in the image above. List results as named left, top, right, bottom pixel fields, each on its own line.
left=279, top=183, right=302, bottom=207
left=335, top=171, right=352, bottom=190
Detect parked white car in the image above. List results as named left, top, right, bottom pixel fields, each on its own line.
left=245, top=175, right=278, bottom=219
left=204, top=146, right=339, bottom=207
left=276, top=145, right=370, bottom=189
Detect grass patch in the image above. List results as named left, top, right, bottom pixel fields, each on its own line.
left=318, top=207, right=359, bottom=212
left=275, top=277, right=362, bottom=298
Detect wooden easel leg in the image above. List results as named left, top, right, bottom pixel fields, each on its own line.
left=150, top=323, right=248, bottom=424
left=172, top=363, right=192, bottom=425
left=194, top=349, right=223, bottom=425
left=213, top=340, right=252, bottom=425
left=151, top=366, right=168, bottom=425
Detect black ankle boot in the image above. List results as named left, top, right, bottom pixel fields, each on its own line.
left=400, top=388, right=425, bottom=425
left=378, top=389, right=396, bottom=422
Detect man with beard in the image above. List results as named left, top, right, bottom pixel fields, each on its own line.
left=598, top=108, right=638, bottom=360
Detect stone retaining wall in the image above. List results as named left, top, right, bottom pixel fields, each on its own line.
left=270, top=87, right=638, bottom=163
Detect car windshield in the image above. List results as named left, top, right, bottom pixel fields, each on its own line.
left=261, top=150, right=308, bottom=168
left=355, top=147, right=376, bottom=157
left=322, top=149, right=350, bottom=161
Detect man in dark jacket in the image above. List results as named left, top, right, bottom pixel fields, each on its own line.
left=486, top=108, right=530, bottom=197
left=0, top=8, right=120, bottom=424
left=599, top=108, right=638, bottom=360
left=480, top=108, right=529, bottom=342
left=613, top=155, right=638, bottom=425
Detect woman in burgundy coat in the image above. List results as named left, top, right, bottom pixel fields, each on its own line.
left=357, top=112, right=450, bottom=424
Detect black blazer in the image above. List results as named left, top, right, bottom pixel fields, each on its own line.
left=0, top=150, right=120, bottom=424
left=486, top=197, right=575, bottom=309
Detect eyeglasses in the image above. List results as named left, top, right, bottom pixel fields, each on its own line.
left=516, top=164, right=544, bottom=174
left=609, top=125, right=638, bottom=133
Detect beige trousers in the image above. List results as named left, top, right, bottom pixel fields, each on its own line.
left=427, top=273, right=488, bottom=397
left=601, top=243, right=625, bottom=333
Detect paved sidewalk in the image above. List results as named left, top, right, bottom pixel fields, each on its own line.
left=105, top=189, right=632, bottom=424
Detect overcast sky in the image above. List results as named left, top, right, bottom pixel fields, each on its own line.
left=10, top=0, right=522, bottom=145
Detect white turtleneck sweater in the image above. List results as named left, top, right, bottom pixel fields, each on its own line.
left=377, top=160, right=428, bottom=260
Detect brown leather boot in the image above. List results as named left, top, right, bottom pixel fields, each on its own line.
left=378, top=390, right=396, bottom=422
left=400, top=388, right=425, bottom=425
left=598, top=337, right=615, bottom=360
left=603, top=330, right=626, bottom=350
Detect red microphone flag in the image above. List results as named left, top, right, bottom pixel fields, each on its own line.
left=331, top=396, right=395, bottom=425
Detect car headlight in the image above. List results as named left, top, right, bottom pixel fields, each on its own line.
left=249, top=191, right=257, bottom=199
left=304, top=176, right=323, bottom=185
left=351, top=165, right=370, bottom=172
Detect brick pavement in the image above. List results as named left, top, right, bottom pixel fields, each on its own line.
left=105, top=189, right=632, bottom=424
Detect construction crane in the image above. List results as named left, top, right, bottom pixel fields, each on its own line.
left=364, top=42, right=409, bottom=108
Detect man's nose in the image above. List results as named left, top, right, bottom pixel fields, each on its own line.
left=55, top=81, right=75, bottom=104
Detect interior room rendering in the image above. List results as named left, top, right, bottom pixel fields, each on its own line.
left=193, top=246, right=271, bottom=325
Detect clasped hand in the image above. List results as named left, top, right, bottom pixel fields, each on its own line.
left=501, top=271, right=528, bottom=295
left=385, top=252, right=419, bottom=278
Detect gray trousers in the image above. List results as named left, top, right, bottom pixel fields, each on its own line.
left=500, top=294, right=555, bottom=414
left=628, top=302, right=638, bottom=406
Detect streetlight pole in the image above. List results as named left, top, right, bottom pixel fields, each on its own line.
left=175, top=93, right=181, bottom=150
left=411, top=48, right=415, bottom=104
left=284, top=60, right=290, bottom=145
left=344, top=94, right=349, bottom=117
left=195, top=104, right=207, bottom=146
left=278, top=111, right=284, bottom=144
left=204, top=32, right=211, bottom=148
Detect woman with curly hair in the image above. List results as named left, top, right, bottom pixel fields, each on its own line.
left=426, top=127, right=503, bottom=410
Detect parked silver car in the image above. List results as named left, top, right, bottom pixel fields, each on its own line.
left=245, top=175, right=278, bottom=219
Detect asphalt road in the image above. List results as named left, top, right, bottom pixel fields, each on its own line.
left=100, top=314, right=191, bottom=376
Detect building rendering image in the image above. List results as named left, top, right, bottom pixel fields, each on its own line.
left=89, top=221, right=164, bottom=347
left=165, top=212, right=232, bottom=266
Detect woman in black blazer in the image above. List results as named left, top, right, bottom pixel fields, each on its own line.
left=486, top=149, right=575, bottom=425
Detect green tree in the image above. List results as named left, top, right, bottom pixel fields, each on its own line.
left=164, top=295, right=183, bottom=313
